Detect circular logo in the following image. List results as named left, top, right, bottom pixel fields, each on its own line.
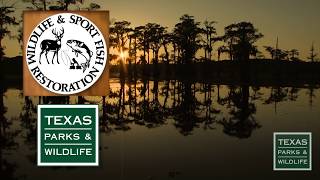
left=25, top=13, right=107, bottom=95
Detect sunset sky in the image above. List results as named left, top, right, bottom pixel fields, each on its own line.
left=3, top=0, right=320, bottom=60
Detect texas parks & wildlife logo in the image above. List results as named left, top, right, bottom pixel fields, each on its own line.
left=25, top=13, right=107, bottom=95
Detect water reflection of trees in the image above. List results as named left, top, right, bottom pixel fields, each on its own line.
left=20, top=96, right=37, bottom=144
left=103, top=79, right=260, bottom=137
left=101, top=80, right=319, bottom=137
left=264, top=86, right=303, bottom=113
left=0, top=83, right=19, bottom=179
left=0, top=78, right=319, bottom=179
left=10, top=80, right=320, bottom=140
left=218, top=85, right=260, bottom=138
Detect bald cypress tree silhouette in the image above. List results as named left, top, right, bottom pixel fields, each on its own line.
left=0, top=5, right=19, bottom=60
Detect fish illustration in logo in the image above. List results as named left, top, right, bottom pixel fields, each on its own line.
left=66, top=40, right=93, bottom=72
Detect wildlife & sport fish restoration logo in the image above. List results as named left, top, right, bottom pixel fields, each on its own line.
left=25, top=13, right=107, bottom=95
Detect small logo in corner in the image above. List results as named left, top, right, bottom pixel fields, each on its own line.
left=273, top=132, right=312, bottom=171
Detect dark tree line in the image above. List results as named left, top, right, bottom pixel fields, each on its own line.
left=0, top=0, right=100, bottom=60
left=0, top=3, right=19, bottom=60
left=110, top=15, right=267, bottom=65
left=109, top=14, right=320, bottom=66
left=0, top=1, right=318, bottom=63
left=23, top=0, right=100, bottom=11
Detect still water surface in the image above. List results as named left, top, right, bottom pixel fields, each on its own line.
left=1, top=79, right=320, bottom=179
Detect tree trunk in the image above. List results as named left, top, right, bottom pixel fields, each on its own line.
left=65, top=2, right=70, bottom=11
left=43, top=0, right=47, bottom=10
left=173, top=44, right=176, bottom=64
left=102, top=96, right=106, bottom=121
left=134, top=37, right=137, bottom=77
left=147, top=46, right=150, bottom=64
left=164, top=44, right=169, bottom=64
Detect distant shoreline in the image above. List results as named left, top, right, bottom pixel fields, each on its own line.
left=1, top=56, right=320, bottom=89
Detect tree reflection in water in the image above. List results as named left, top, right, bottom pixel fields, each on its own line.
left=10, top=79, right=319, bottom=141
left=218, top=85, right=260, bottom=138
left=0, top=77, right=318, bottom=179
left=103, top=79, right=261, bottom=137
left=0, top=82, right=19, bottom=179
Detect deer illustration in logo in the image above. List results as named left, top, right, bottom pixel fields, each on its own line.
left=39, top=28, right=64, bottom=64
